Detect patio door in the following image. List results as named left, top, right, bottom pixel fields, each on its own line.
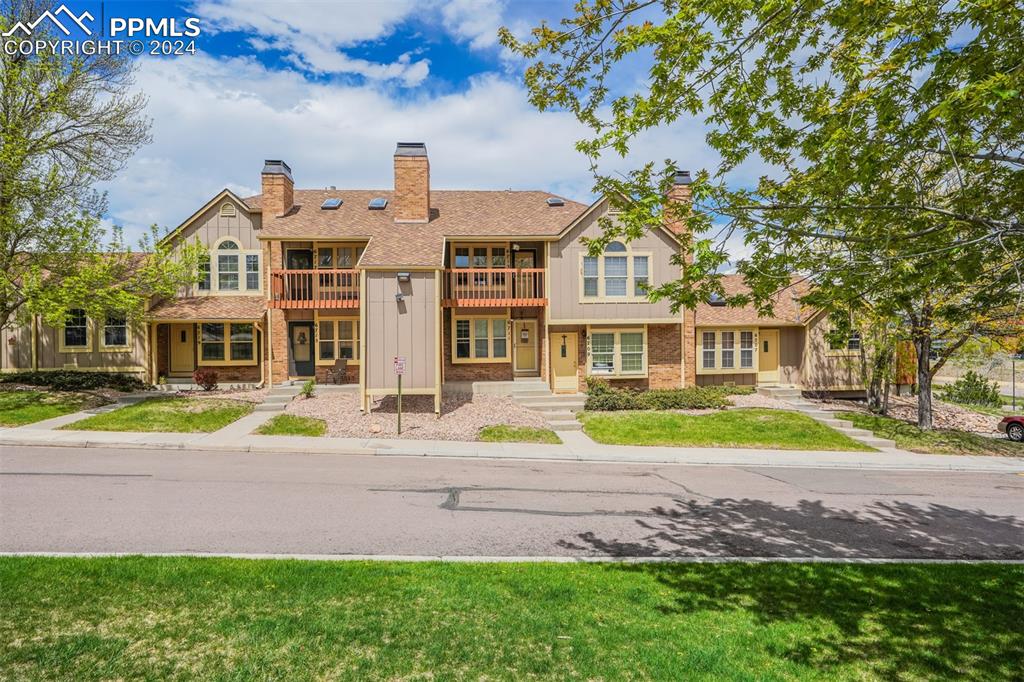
left=549, top=331, right=578, bottom=394
left=169, top=324, right=195, bottom=376
left=513, top=320, right=537, bottom=373
left=758, top=329, right=780, bottom=384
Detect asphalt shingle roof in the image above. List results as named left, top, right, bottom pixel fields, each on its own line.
left=147, top=296, right=267, bottom=321
left=694, top=275, right=811, bottom=326
left=245, top=189, right=588, bottom=267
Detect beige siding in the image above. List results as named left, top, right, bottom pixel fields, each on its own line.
left=2, top=317, right=145, bottom=372
left=778, top=326, right=804, bottom=385
left=549, top=199, right=680, bottom=321
left=801, top=314, right=864, bottom=390
left=171, top=196, right=262, bottom=297
left=364, top=270, right=438, bottom=391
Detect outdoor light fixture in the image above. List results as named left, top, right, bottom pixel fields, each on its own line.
left=396, top=272, right=411, bottom=282
left=395, top=292, right=405, bottom=302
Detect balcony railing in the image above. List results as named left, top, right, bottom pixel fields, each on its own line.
left=443, top=268, right=546, bottom=307
left=270, top=269, right=359, bottom=309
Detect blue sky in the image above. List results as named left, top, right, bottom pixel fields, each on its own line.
left=62, top=1, right=751, bottom=250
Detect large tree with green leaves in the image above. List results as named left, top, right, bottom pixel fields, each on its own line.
left=0, top=0, right=200, bottom=334
left=503, top=0, right=1023, bottom=428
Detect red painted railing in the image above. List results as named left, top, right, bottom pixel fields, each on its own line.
left=270, top=269, right=359, bottom=308
left=443, top=268, right=546, bottom=307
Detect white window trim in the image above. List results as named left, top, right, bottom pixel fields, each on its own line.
left=697, top=328, right=759, bottom=375
left=197, top=322, right=257, bottom=367
left=314, top=312, right=360, bottom=366
left=578, top=242, right=652, bottom=303
left=451, top=313, right=510, bottom=364
left=201, top=237, right=262, bottom=295
left=827, top=330, right=863, bottom=356
left=585, top=325, right=648, bottom=379
left=99, top=313, right=132, bottom=352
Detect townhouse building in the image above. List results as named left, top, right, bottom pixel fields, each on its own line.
left=1, top=143, right=867, bottom=404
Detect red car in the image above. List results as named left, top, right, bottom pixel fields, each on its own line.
left=998, top=415, right=1024, bottom=442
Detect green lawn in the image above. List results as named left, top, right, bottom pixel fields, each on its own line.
left=256, top=414, right=327, bottom=437
left=0, top=389, right=99, bottom=427
left=840, top=411, right=1024, bottom=457
left=0, top=557, right=1020, bottom=680
left=478, top=424, right=562, bottom=444
left=61, top=397, right=252, bottom=433
left=580, top=408, right=873, bottom=450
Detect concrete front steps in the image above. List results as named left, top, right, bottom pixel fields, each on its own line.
left=757, top=386, right=897, bottom=449
left=511, top=387, right=586, bottom=432
left=255, top=383, right=303, bottom=412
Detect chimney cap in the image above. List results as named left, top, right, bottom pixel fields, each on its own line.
left=395, top=142, right=427, bottom=157
left=673, top=169, right=693, bottom=185
left=262, top=159, right=293, bottom=179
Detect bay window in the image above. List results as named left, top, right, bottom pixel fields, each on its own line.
left=452, top=315, right=508, bottom=362
left=587, top=328, right=647, bottom=377
left=580, top=241, right=652, bottom=301
left=699, top=329, right=758, bottom=373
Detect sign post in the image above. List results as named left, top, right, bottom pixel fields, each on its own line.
left=394, top=356, right=406, bottom=435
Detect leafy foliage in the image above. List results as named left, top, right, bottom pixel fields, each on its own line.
left=584, top=377, right=732, bottom=411
left=503, top=0, right=1024, bottom=429
left=938, top=371, right=1003, bottom=408
left=300, top=379, right=316, bottom=399
left=192, top=369, right=219, bottom=392
left=0, top=370, right=146, bottom=392
left=0, top=0, right=202, bottom=332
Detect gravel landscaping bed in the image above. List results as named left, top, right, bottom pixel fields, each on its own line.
left=285, top=390, right=549, bottom=440
left=171, top=387, right=269, bottom=403
left=812, top=395, right=1002, bottom=435
left=728, top=392, right=792, bottom=410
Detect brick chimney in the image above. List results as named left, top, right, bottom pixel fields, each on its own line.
left=664, top=170, right=692, bottom=240
left=393, top=142, right=430, bottom=223
left=261, top=160, right=294, bottom=218
left=667, top=169, right=698, bottom=388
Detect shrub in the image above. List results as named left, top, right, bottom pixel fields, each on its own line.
left=0, top=370, right=147, bottom=392
left=584, top=382, right=730, bottom=411
left=938, top=371, right=1002, bottom=408
left=192, top=368, right=219, bottom=391
left=300, top=379, right=316, bottom=399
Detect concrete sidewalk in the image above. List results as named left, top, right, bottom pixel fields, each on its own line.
left=3, top=420, right=1023, bottom=472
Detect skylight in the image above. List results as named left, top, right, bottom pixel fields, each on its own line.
left=708, top=293, right=727, bottom=307
left=546, top=197, right=565, bottom=207
left=368, top=197, right=388, bottom=210
left=321, top=198, right=342, bottom=210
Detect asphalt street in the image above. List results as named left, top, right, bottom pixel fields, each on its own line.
left=2, top=445, right=1022, bottom=559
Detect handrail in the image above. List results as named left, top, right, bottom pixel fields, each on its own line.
left=444, top=267, right=546, bottom=306
left=270, top=268, right=359, bottom=309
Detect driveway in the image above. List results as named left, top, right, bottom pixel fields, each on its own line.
left=2, top=445, right=1022, bottom=559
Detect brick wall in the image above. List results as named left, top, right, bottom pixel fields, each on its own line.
left=442, top=308, right=514, bottom=382
left=394, top=155, right=430, bottom=223
left=577, top=323, right=682, bottom=392
left=261, top=172, right=293, bottom=218
left=197, top=364, right=260, bottom=383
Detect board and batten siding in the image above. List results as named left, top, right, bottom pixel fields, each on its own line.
left=171, top=196, right=262, bottom=298
left=1, top=317, right=146, bottom=372
left=364, top=270, right=438, bottom=392
left=801, top=314, right=864, bottom=390
left=548, top=199, right=680, bottom=321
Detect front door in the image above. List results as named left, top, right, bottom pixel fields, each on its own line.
left=169, top=324, right=195, bottom=376
left=513, top=250, right=537, bottom=299
left=549, top=331, right=579, bottom=394
left=289, top=322, right=315, bottom=377
left=758, top=329, right=780, bottom=384
left=286, top=249, right=314, bottom=301
left=513, top=320, right=537, bottom=372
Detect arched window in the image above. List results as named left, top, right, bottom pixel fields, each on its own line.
left=581, top=241, right=650, bottom=300
left=215, top=239, right=241, bottom=290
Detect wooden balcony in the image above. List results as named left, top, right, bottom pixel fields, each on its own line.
left=443, top=268, right=546, bottom=307
left=270, top=269, right=359, bottom=309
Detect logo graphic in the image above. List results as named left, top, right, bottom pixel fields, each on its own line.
left=3, top=4, right=94, bottom=37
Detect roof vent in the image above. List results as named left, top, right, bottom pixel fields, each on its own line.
left=321, top=198, right=342, bottom=210
left=673, top=170, right=693, bottom=185
left=368, top=197, right=388, bottom=210
left=546, top=197, right=565, bottom=207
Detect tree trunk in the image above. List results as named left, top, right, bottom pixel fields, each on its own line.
left=914, top=335, right=933, bottom=430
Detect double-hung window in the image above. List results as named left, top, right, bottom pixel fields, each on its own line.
left=198, top=255, right=211, bottom=291
left=199, top=322, right=256, bottom=364
left=588, top=328, right=647, bottom=377
left=102, top=313, right=129, bottom=349
left=61, top=309, right=90, bottom=351
left=740, top=331, right=755, bottom=368
left=245, top=255, right=260, bottom=290
left=828, top=330, right=862, bottom=353
left=217, top=240, right=240, bottom=290
left=721, top=331, right=735, bottom=369
left=452, top=316, right=508, bottom=362
left=702, top=332, right=716, bottom=369
left=205, top=239, right=261, bottom=293
left=580, top=241, right=652, bottom=301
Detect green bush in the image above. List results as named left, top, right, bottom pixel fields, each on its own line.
left=938, top=371, right=1002, bottom=408
left=300, top=379, right=316, bottom=399
left=584, top=377, right=730, bottom=411
left=0, top=370, right=147, bottom=392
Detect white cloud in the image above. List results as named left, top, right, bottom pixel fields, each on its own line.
left=191, top=0, right=429, bottom=83
left=440, top=0, right=505, bottom=49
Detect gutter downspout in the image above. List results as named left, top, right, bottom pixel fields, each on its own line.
left=31, top=315, right=38, bottom=371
